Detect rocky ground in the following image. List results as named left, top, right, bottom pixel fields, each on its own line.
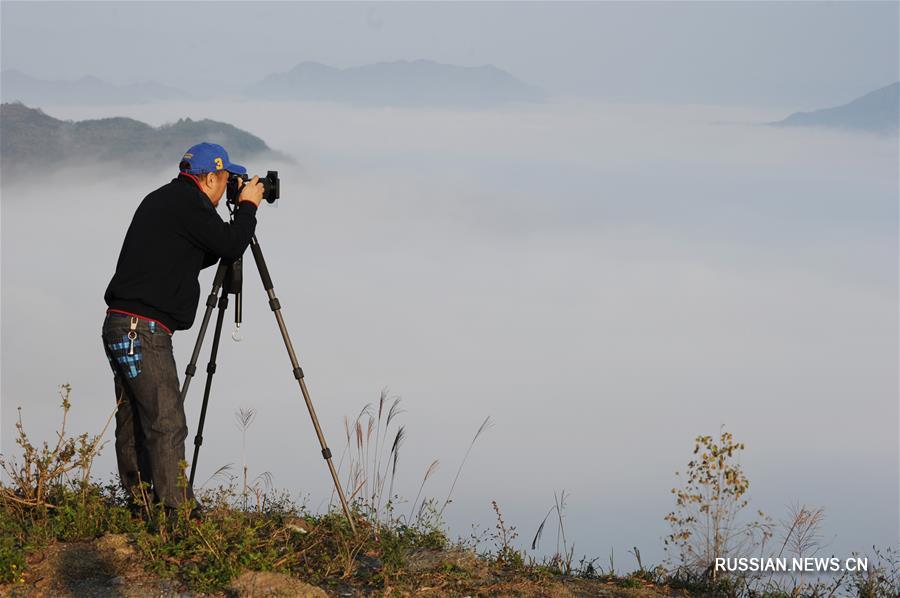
left=0, top=535, right=685, bottom=597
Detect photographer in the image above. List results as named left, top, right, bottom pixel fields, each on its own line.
left=102, top=142, right=263, bottom=518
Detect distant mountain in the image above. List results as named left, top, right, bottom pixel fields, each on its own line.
left=248, top=60, right=547, bottom=107
left=0, top=102, right=287, bottom=180
left=772, top=82, right=899, bottom=133
left=0, top=69, right=190, bottom=105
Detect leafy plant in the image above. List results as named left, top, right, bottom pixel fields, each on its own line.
left=0, top=384, right=115, bottom=509
left=664, top=425, right=772, bottom=582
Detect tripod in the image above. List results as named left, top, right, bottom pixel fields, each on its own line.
left=179, top=233, right=356, bottom=533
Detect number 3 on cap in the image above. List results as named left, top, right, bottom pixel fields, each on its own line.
left=214, top=157, right=224, bottom=170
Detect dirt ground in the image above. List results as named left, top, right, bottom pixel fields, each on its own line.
left=0, top=536, right=687, bottom=597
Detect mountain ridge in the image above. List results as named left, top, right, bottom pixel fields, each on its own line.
left=2, top=61, right=547, bottom=108
left=772, top=81, right=899, bottom=133
left=1, top=69, right=191, bottom=105
left=249, top=59, right=548, bottom=107
left=0, top=102, right=288, bottom=181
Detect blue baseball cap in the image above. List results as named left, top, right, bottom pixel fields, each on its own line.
left=179, top=142, right=247, bottom=175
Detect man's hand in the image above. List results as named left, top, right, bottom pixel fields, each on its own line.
left=238, top=176, right=264, bottom=208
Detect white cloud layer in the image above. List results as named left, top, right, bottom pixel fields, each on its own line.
left=2, top=99, right=897, bottom=563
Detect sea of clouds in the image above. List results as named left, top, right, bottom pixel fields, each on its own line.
left=2, top=98, right=896, bottom=564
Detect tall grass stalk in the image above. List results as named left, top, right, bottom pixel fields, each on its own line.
left=408, top=459, right=439, bottom=523
left=439, top=416, right=492, bottom=517
left=531, top=489, right=574, bottom=574
left=331, top=393, right=490, bottom=534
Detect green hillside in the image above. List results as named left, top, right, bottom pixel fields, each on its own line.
left=0, top=103, right=285, bottom=180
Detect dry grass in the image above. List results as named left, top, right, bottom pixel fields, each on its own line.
left=330, top=389, right=492, bottom=536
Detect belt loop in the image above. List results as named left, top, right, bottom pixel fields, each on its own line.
left=127, top=317, right=139, bottom=355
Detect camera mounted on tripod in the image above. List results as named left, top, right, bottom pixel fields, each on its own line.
left=226, top=171, right=280, bottom=204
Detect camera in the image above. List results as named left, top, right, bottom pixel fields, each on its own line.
left=226, top=171, right=280, bottom=204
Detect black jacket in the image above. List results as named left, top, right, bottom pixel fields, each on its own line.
left=105, top=174, right=258, bottom=331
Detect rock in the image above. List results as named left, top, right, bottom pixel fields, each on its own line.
left=405, top=548, right=480, bottom=573
left=96, top=534, right=136, bottom=559
left=225, top=571, right=327, bottom=598
left=353, top=554, right=382, bottom=579
left=283, top=517, right=313, bottom=535
left=55, top=543, right=117, bottom=580
left=156, top=579, right=183, bottom=594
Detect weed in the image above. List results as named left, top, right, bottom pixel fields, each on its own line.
left=531, top=489, right=575, bottom=575
left=621, top=576, right=643, bottom=588
left=0, top=384, right=115, bottom=509
left=490, top=500, right=524, bottom=569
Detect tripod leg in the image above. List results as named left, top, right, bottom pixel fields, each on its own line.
left=189, top=289, right=229, bottom=487
left=179, top=260, right=229, bottom=402
left=248, top=236, right=358, bottom=533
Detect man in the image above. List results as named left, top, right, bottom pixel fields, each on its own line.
left=102, top=142, right=264, bottom=516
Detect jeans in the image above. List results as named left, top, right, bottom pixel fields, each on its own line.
left=102, top=313, right=195, bottom=509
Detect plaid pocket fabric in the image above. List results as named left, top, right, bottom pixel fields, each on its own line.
left=107, top=335, right=143, bottom=379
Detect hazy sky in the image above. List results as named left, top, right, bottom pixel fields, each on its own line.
left=1, top=1, right=898, bottom=109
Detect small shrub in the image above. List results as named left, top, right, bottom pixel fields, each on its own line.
left=664, top=425, right=772, bottom=581
left=490, top=500, right=525, bottom=570
left=0, top=384, right=115, bottom=509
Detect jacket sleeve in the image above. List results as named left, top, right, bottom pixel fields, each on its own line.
left=201, top=251, right=219, bottom=269
left=180, top=198, right=258, bottom=261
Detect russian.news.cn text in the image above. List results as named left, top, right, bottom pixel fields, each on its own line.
left=715, top=557, right=868, bottom=573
